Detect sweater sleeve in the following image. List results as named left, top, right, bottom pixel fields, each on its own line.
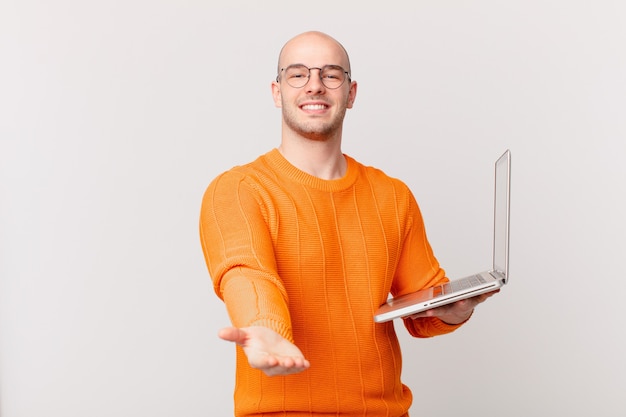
left=392, top=186, right=470, bottom=338
left=402, top=316, right=468, bottom=338
left=199, top=171, right=294, bottom=342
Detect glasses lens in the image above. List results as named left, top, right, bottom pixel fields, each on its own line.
left=282, top=65, right=348, bottom=89
left=320, top=65, right=346, bottom=89
left=284, top=65, right=310, bottom=88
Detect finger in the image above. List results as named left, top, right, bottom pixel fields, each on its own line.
left=275, top=356, right=303, bottom=369
left=475, top=290, right=499, bottom=303
left=218, top=327, right=247, bottom=344
left=279, top=356, right=295, bottom=368
left=295, top=357, right=311, bottom=369
left=263, top=358, right=310, bottom=376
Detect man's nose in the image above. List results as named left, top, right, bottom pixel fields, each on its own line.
left=305, top=68, right=325, bottom=93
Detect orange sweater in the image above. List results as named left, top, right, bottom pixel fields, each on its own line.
left=200, top=149, right=466, bottom=417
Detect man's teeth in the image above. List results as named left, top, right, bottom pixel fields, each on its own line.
left=302, top=104, right=326, bottom=110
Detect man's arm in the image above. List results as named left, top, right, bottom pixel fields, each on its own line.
left=201, top=172, right=306, bottom=376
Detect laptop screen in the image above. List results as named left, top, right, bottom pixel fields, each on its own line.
left=492, top=150, right=511, bottom=281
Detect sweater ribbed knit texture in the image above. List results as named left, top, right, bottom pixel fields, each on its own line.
left=200, top=149, right=464, bottom=417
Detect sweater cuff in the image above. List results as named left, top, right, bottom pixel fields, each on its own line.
left=248, top=318, right=294, bottom=343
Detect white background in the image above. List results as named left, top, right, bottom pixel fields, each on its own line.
left=1, top=1, right=625, bottom=416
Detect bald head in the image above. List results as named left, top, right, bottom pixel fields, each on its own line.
left=276, top=31, right=351, bottom=77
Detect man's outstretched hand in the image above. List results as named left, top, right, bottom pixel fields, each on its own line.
left=218, top=326, right=310, bottom=377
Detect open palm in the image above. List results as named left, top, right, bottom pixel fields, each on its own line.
left=218, top=326, right=310, bottom=377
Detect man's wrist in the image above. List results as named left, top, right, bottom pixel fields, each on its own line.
left=440, top=309, right=474, bottom=325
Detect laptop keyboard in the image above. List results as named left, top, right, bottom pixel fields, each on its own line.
left=442, top=274, right=487, bottom=294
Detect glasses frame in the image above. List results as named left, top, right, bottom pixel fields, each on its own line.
left=276, top=64, right=351, bottom=90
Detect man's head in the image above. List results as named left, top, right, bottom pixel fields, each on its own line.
left=272, top=31, right=357, bottom=142
left=275, top=31, right=352, bottom=78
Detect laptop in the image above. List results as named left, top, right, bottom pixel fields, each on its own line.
left=374, top=149, right=511, bottom=323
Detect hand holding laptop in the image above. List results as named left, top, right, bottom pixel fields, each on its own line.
left=408, top=289, right=500, bottom=324
left=373, top=150, right=511, bottom=323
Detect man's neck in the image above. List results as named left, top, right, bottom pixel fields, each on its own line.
left=278, top=134, right=346, bottom=180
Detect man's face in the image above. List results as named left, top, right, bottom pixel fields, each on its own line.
left=272, top=34, right=356, bottom=141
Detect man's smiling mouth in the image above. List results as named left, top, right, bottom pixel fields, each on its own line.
left=301, top=104, right=328, bottom=111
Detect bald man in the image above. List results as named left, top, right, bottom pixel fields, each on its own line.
left=200, top=31, right=496, bottom=417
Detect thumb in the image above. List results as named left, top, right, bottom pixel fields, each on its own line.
left=218, top=327, right=247, bottom=345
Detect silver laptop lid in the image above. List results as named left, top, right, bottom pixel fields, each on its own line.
left=492, top=150, right=511, bottom=282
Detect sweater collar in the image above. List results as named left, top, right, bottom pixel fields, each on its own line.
left=264, top=148, right=359, bottom=192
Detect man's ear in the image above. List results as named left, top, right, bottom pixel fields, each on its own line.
left=346, top=80, right=357, bottom=109
left=271, top=81, right=282, bottom=108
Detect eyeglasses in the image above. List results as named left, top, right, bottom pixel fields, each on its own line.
left=277, top=64, right=351, bottom=89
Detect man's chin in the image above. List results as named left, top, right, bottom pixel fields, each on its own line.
left=283, top=116, right=343, bottom=141
left=302, top=130, right=332, bottom=140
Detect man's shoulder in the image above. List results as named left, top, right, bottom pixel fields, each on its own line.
left=204, top=152, right=280, bottom=199
left=210, top=152, right=272, bottom=181
left=348, top=156, right=410, bottom=188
